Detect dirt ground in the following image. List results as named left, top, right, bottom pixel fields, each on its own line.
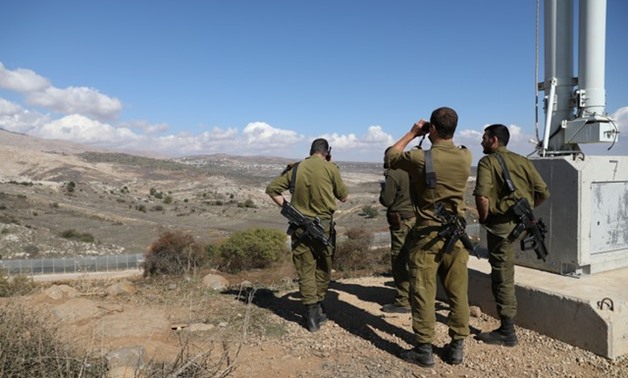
left=18, top=268, right=628, bottom=378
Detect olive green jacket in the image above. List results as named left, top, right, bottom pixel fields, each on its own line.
left=473, top=146, right=550, bottom=218
left=379, top=168, right=414, bottom=219
left=386, top=140, right=472, bottom=223
left=265, top=155, right=348, bottom=219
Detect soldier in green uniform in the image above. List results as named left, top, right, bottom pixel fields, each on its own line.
left=379, top=147, right=414, bottom=313
left=386, top=107, right=472, bottom=367
left=473, top=124, right=550, bottom=347
left=265, top=138, right=349, bottom=332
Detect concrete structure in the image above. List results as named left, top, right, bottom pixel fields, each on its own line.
left=515, top=156, right=628, bottom=275
left=461, top=251, right=628, bottom=359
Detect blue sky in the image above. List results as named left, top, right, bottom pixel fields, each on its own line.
left=1, top=0, right=626, bottom=162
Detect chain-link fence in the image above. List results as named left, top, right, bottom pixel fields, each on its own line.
left=0, top=253, right=144, bottom=276
left=2, top=225, right=482, bottom=277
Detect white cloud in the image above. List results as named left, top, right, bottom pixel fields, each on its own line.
left=3, top=60, right=623, bottom=162
left=0, top=98, right=21, bottom=115
left=0, top=97, right=51, bottom=133
left=319, top=125, right=394, bottom=150
left=120, top=120, right=169, bottom=134
left=0, top=62, right=121, bottom=121
left=34, top=114, right=138, bottom=144
left=363, top=125, right=395, bottom=145
left=150, top=127, right=240, bottom=154
left=242, top=121, right=304, bottom=147
left=26, top=86, right=122, bottom=120
left=612, top=106, right=628, bottom=132
left=0, top=62, right=49, bottom=92
left=321, top=133, right=359, bottom=149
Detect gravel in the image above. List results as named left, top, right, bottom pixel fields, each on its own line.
left=232, top=276, right=628, bottom=378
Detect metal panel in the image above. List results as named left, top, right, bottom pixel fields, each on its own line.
left=590, top=181, right=628, bottom=254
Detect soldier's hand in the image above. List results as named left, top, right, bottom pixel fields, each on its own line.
left=411, top=119, right=429, bottom=137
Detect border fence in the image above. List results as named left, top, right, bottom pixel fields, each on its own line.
left=1, top=225, right=480, bottom=277
left=0, top=253, right=144, bottom=276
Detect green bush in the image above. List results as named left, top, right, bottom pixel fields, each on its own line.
left=362, top=205, right=379, bottom=218
left=219, top=228, right=288, bottom=273
left=143, top=230, right=208, bottom=277
left=59, top=229, right=95, bottom=243
left=65, top=181, right=76, bottom=193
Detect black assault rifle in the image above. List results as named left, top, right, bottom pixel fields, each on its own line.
left=509, top=198, right=548, bottom=261
left=434, top=202, right=479, bottom=258
left=281, top=201, right=331, bottom=246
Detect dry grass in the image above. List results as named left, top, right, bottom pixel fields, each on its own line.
left=0, top=301, right=108, bottom=377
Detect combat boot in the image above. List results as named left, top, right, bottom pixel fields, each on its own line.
left=305, top=304, right=320, bottom=332
left=399, top=343, right=434, bottom=368
left=447, top=339, right=464, bottom=365
left=476, top=317, right=518, bottom=347
left=317, top=301, right=328, bottom=325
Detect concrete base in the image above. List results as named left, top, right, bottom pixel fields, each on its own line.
left=456, top=255, right=628, bottom=359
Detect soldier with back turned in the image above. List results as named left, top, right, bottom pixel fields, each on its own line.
left=386, top=106, right=472, bottom=367
left=265, top=138, right=348, bottom=332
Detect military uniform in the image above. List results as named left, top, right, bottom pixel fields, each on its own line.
left=265, top=155, right=348, bottom=306
left=386, top=140, right=472, bottom=345
left=474, top=146, right=549, bottom=319
left=379, top=168, right=414, bottom=309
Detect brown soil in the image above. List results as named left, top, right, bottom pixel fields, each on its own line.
left=16, top=267, right=628, bottom=378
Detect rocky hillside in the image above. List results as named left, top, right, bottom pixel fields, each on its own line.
left=0, top=129, right=387, bottom=260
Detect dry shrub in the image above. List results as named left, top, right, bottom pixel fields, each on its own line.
left=0, top=270, right=38, bottom=297
left=334, top=227, right=383, bottom=273
left=139, top=335, right=238, bottom=378
left=0, top=301, right=107, bottom=377
left=143, top=230, right=208, bottom=277
left=59, top=228, right=95, bottom=243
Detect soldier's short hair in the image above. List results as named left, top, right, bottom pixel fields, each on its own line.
left=484, top=124, right=510, bottom=146
left=430, top=107, right=458, bottom=139
left=310, top=138, right=331, bottom=156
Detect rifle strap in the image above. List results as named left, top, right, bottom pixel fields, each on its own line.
left=424, top=149, right=437, bottom=189
left=493, top=153, right=516, bottom=193
left=289, top=162, right=300, bottom=194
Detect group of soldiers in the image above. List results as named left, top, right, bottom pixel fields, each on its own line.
left=265, top=106, right=550, bottom=368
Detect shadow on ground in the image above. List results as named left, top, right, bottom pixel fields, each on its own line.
left=224, top=278, right=417, bottom=359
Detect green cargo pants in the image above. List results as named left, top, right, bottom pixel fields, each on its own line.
left=409, top=229, right=470, bottom=344
left=389, top=217, right=414, bottom=307
left=291, top=219, right=334, bottom=306
left=485, top=221, right=518, bottom=319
